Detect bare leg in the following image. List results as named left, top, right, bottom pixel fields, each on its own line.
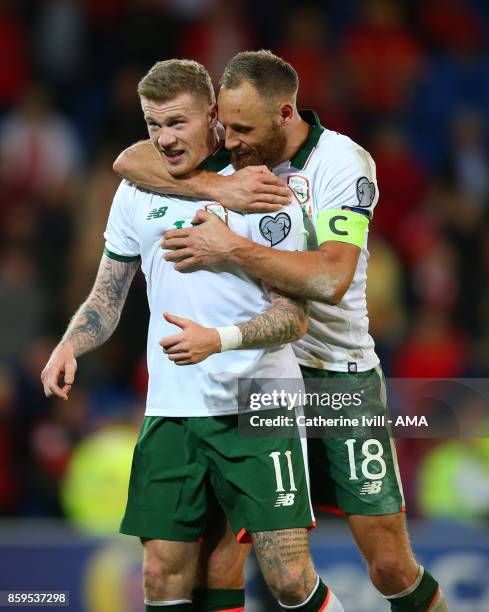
left=349, top=514, right=449, bottom=610
left=348, top=513, right=418, bottom=595
left=142, top=538, right=201, bottom=602
left=252, top=528, right=317, bottom=606
left=197, top=516, right=250, bottom=590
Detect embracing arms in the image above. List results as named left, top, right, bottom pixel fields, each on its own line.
left=113, top=140, right=291, bottom=212
left=114, top=141, right=370, bottom=305
left=221, top=235, right=360, bottom=305
left=41, top=254, right=140, bottom=399
left=161, top=210, right=360, bottom=305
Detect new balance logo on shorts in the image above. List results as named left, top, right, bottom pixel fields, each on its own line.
left=274, top=493, right=296, bottom=507
left=360, top=481, right=383, bottom=495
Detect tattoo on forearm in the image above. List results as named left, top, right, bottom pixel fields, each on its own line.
left=63, top=256, right=140, bottom=357
left=252, top=529, right=316, bottom=600
left=237, top=289, right=308, bottom=349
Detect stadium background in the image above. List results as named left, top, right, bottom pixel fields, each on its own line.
left=1, top=0, right=489, bottom=610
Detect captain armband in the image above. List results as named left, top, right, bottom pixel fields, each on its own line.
left=316, top=209, right=369, bottom=248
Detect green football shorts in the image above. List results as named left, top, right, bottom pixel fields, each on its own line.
left=120, top=413, right=314, bottom=542
left=301, top=365, right=405, bottom=516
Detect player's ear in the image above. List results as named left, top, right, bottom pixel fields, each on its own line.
left=208, top=103, right=218, bottom=129
left=278, top=103, right=294, bottom=126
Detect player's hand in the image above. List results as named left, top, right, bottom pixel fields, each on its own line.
left=162, top=209, right=243, bottom=270
left=41, top=341, right=77, bottom=400
left=215, top=166, right=291, bottom=213
left=160, top=312, right=221, bottom=365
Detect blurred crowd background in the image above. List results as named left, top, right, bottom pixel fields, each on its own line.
left=1, top=0, right=489, bottom=530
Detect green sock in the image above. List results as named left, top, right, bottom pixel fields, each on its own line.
left=192, top=587, right=245, bottom=611
left=387, top=568, right=439, bottom=611
left=279, top=578, right=329, bottom=611
left=146, top=604, right=193, bottom=611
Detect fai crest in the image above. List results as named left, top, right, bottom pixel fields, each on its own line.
left=287, top=174, right=310, bottom=204
left=259, top=212, right=291, bottom=246
left=205, top=203, right=228, bottom=225
left=356, top=177, right=376, bottom=208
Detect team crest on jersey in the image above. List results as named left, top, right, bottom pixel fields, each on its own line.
left=356, top=177, right=376, bottom=207
left=287, top=174, right=310, bottom=204
left=205, top=203, right=229, bottom=225
left=259, top=212, right=291, bottom=246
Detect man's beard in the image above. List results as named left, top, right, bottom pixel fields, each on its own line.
left=231, top=124, right=287, bottom=170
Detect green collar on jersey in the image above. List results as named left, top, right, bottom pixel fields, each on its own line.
left=290, top=110, right=324, bottom=170
left=197, top=143, right=231, bottom=172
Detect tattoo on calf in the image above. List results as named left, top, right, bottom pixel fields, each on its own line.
left=252, top=529, right=316, bottom=599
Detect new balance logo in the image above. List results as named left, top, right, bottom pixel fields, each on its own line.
left=146, top=206, right=168, bottom=220
left=360, top=481, right=383, bottom=495
left=274, top=493, right=295, bottom=507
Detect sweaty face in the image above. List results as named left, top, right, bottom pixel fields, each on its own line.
left=141, top=93, right=215, bottom=177
left=218, top=83, right=287, bottom=170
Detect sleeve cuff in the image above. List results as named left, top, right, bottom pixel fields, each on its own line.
left=103, top=247, right=140, bottom=262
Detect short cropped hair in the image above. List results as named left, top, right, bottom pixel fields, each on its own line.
left=138, top=59, right=215, bottom=104
left=220, top=50, right=299, bottom=101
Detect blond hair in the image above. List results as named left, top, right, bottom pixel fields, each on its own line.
left=138, top=59, right=215, bottom=104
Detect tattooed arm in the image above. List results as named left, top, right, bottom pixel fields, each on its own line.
left=237, top=286, right=307, bottom=349
left=41, top=254, right=140, bottom=399
left=159, top=287, right=308, bottom=366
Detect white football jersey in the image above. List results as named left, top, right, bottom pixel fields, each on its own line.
left=275, top=111, right=380, bottom=372
left=104, top=148, right=306, bottom=416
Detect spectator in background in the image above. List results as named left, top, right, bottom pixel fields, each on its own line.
left=0, top=84, right=82, bottom=201
left=410, top=0, right=488, bottom=170
left=471, top=227, right=489, bottom=374
left=0, top=365, right=18, bottom=513
left=417, top=394, right=489, bottom=524
left=365, top=235, right=406, bottom=371
left=81, top=0, right=126, bottom=25
left=411, top=238, right=460, bottom=311
left=393, top=307, right=469, bottom=378
left=96, top=66, right=148, bottom=153
left=179, top=0, right=256, bottom=83
left=65, top=147, right=121, bottom=312
left=0, top=244, right=46, bottom=364
left=368, top=122, right=427, bottom=244
left=420, top=0, right=484, bottom=56
left=27, top=388, right=88, bottom=516
left=276, top=6, right=354, bottom=136
left=418, top=437, right=489, bottom=523
left=0, top=0, right=28, bottom=110
left=107, top=0, right=180, bottom=75
left=33, top=0, right=86, bottom=89
left=60, top=423, right=137, bottom=534
left=445, top=110, right=489, bottom=203
left=341, top=0, right=423, bottom=118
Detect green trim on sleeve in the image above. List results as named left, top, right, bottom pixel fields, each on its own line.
left=103, top=247, right=140, bottom=262
left=316, top=209, right=369, bottom=248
